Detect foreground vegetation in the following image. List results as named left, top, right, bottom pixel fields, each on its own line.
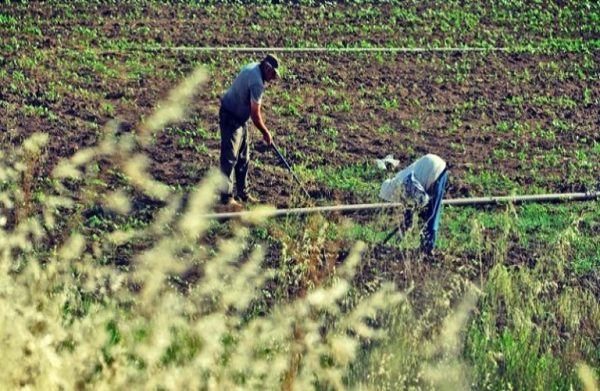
left=0, top=66, right=597, bottom=390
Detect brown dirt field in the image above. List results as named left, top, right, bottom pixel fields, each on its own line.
left=1, top=4, right=598, bottom=210
left=2, top=49, right=598, bottom=206
left=0, top=3, right=598, bottom=300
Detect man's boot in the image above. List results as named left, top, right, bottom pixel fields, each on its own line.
left=237, top=193, right=260, bottom=204
left=219, top=195, right=243, bottom=211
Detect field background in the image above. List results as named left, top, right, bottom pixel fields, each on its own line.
left=0, top=1, right=599, bottom=390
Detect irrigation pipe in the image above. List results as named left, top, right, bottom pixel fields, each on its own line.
left=202, top=191, right=599, bottom=221
left=53, top=46, right=514, bottom=54
left=54, top=45, right=575, bottom=55
left=137, top=46, right=513, bottom=53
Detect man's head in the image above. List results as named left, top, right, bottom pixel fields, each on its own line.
left=260, top=54, right=280, bottom=82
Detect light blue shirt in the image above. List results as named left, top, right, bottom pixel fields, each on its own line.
left=221, top=62, right=265, bottom=123
left=379, top=154, right=447, bottom=207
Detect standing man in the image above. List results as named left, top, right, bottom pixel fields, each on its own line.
left=218, top=54, right=279, bottom=208
left=379, top=154, right=449, bottom=254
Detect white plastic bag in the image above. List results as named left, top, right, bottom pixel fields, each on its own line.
left=375, top=154, right=400, bottom=170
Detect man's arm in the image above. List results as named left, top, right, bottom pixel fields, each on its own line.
left=250, top=100, right=272, bottom=145
left=403, top=174, right=429, bottom=208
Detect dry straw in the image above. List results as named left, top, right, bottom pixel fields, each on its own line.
left=0, top=65, right=409, bottom=390
left=3, top=62, right=595, bottom=390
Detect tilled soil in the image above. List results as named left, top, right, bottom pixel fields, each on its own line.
left=0, top=3, right=598, bottom=297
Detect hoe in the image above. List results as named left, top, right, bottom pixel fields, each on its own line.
left=271, top=143, right=311, bottom=199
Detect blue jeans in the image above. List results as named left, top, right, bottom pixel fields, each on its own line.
left=420, top=170, right=448, bottom=253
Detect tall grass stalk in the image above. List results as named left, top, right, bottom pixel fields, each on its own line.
left=0, top=67, right=406, bottom=390
left=465, top=209, right=600, bottom=390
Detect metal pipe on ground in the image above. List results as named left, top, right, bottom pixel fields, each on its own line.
left=443, top=192, right=598, bottom=206
left=200, top=191, right=599, bottom=221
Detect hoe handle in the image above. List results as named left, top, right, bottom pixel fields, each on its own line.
left=382, top=226, right=401, bottom=244
left=271, top=143, right=311, bottom=199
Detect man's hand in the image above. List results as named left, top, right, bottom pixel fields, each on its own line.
left=251, top=101, right=273, bottom=145
left=262, top=130, right=273, bottom=145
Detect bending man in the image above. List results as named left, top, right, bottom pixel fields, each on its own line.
left=219, top=54, right=279, bottom=208
left=379, top=153, right=449, bottom=254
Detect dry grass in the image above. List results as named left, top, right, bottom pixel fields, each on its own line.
left=1, top=65, right=597, bottom=391
left=0, top=67, right=404, bottom=390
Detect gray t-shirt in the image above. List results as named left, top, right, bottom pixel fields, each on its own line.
left=221, top=62, right=265, bottom=123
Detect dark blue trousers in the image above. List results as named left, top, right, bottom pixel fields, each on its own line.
left=420, top=169, right=448, bottom=253
left=219, top=106, right=249, bottom=202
